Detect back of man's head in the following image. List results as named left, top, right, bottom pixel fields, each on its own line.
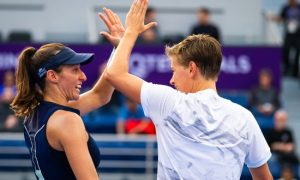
left=165, top=34, right=222, bottom=80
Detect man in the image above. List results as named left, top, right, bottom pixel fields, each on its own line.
left=269, top=0, right=300, bottom=77
left=101, top=0, right=273, bottom=179
left=190, top=7, right=221, bottom=42
left=267, top=110, right=298, bottom=168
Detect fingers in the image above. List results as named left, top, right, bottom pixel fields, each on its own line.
left=144, top=22, right=157, bottom=31
left=129, top=0, right=138, bottom=14
left=100, top=31, right=113, bottom=40
left=134, top=0, right=148, bottom=23
left=139, top=0, right=147, bottom=16
left=104, top=8, right=117, bottom=25
left=136, top=0, right=144, bottom=15
left=98, top=12, right=113, bottom=29
left=113, top=12, right=122, bottom=26
left=128, top=0, right=147, bottom=21
left=136, top=0, right=146, bottom=15
left=100, top=7, right=123, bottom=31
left=125, top=0, right=153, bottom=34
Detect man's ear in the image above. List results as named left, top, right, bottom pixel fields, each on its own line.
left=188, top=61, right=198, bottom=78
left=46, top=70, right=59, bottom=83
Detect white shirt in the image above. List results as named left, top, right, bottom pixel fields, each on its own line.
left=141, top=82, right=271, bottom=180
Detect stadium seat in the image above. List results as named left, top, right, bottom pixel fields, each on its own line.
left=8, top=31, right=32, bottom=43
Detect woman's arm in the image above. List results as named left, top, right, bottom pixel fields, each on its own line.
left=47, top=111, right=99, bottom=180
left=68, top=8, right=125, bottom=115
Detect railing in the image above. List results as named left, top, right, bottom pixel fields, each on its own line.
left=0, top=132, right=286, bottom=179
left=0, top=133, right=158, bottom=180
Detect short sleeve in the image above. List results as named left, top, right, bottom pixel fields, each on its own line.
left=141, top=82, right=181, bottom=123
left=245, top=113, right=272, bottom=168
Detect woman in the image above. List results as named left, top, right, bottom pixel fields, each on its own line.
left=10, top=8, right=124, bottom=180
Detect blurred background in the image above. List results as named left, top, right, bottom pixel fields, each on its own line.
left=0, top=0, right=300, bottom=179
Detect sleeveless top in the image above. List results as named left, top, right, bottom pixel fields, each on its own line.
left=24, top=101, right=100, bottom=180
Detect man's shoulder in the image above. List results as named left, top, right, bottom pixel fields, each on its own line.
left=223, top=98, right=254, bottom=119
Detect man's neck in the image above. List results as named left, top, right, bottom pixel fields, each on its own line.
left=190, top=79, right=217, bottom=93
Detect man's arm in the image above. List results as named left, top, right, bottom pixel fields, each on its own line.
left=245, top=112, right=273, bottom=179
left=104, top=0, right=156, bottom=104
left=249, top=163, right=273, bottom=180
left=265, top=6, right=285, bottom=23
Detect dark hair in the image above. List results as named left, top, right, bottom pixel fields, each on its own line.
left=259, top=68, right=273, bottom=78
left=165, top=34, right=222, bottom=80
left=198, top=7, right=210, bottom=14
left=146, top=7, right=156, bottom=16
left=11, top=43, right=64, bottom=117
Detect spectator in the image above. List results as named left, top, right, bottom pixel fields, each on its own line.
left=137, top=28, right=161, bottom=45
left=116, top=98, right=155, bottom=135
left=268, top=0, right=300, bottom=77
left=249, top=69, right=281, bottom=118
left=278, top=165, right=297, bottom=180
left=137, top=7, right=161, bottom=45
left=0, top=70, right=21, bottom=132
left=145, top=7, right=159, bottom=36
left=190, top=7, right=221, bottom=42
left=267, top=110, right=298, bottom=170
left=0, top=71, right=15, bottom=102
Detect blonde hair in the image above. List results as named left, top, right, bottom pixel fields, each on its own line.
left=165, top=34, right=222, bottom=80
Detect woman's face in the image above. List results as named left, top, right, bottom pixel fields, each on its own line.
left=57, top=64, right=87, bottom=101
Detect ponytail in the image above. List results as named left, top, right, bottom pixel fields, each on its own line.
left=11, top=47, right=43, bottom=118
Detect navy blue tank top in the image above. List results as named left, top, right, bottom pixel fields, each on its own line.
left=24, top=101, right=100, bottom=180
